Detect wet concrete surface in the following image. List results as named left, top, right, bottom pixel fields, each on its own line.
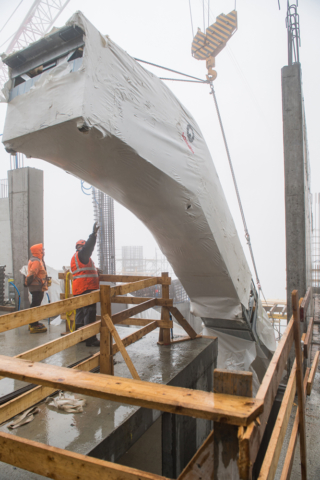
left=0, top=320, right=216, bottom=479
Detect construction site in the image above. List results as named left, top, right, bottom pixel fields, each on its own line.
left=0, top=0, right=319, bottom=479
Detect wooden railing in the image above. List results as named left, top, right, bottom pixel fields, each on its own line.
left=238, top=289, right=318, bottom=480
left=0, top=281, right=318, bottom=479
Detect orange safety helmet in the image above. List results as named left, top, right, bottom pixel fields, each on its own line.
left=75, top=239, right=86, bottom=250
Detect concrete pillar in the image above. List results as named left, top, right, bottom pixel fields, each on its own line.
left=8, top=167, right=43, bottom=310
left=282, top=63, right=311, bottom=321
left=0, top=197, right=13, bottom=300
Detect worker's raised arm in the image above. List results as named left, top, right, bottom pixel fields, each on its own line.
left=78, top=233, right=97, bottom=264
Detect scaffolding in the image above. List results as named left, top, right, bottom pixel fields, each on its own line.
left=121, top=246, right=144, bottom=274
left=92, top=189, right=115, bottom=275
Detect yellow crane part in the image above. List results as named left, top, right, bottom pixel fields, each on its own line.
left=191, top=10, right=237, bottom=81
left=65, top=271, right=76, bottom=333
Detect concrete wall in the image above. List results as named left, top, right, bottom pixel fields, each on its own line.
left=0, top=197, right=13, bottom=300
left=282, top=63, right=312, bottom=321
left=8, top=168, right=43, bottom=309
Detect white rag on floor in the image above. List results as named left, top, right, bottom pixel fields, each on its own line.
left=46, top=391, right=86, bottom=413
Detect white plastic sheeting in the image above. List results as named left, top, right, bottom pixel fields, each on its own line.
left=202, top=326, right=262, bottom=395
left=2, top=12, right=252, bottom=324
left=256, top=298, right=277, bottom=352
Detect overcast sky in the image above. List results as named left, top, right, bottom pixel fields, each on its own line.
left=0, top=0, right=319, bottom=301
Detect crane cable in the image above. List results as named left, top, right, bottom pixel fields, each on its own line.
left=209, top=81, right=268, bottom=305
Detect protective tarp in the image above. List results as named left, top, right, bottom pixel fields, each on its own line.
left=2, top=12, right=252, bottom=324
left=202, top=326, right=262, bottom=395
left=256, top=298, right=277, bottom=352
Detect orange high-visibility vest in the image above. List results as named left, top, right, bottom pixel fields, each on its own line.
left=70, top=252, right=99, bottom=295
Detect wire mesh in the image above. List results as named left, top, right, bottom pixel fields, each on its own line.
left=92, top=189, right=116, bottom=274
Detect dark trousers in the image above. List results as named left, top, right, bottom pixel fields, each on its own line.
left=30, top=291, right=44, bottom=326
left=75, top=303, right=97, bottom=328
left=75, top=289, right=97, bottom=329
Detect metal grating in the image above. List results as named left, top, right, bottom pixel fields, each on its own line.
left=92, top=189, right=115, bottom=274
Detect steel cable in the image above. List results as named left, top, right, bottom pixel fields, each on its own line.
left=209, top=81, right=268, bottom=304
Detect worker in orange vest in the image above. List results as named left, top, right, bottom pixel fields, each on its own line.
left=71, top=222, right=100, bottom=347
left=25, top=243, right=48, bottom=334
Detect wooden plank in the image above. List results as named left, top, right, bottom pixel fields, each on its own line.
left=238, top=317, right=294, bottom=479
left=0, top=432, right=167, bottom=480
left=0, top=355, right=264, bottom=425
left=0, top=324, right=156, bottom=426
left=58, top=272, right=73, bottom=280
left=300, top=287, right=312, bottom=321
left=292, top=290, right=307, bottom=480
left=178, top=431, right=214, bottom=480
left=114, top=322, right=158, bottom=355
left=304, top=317, right=314, bottom=359
left=103, top=314, right=140, bottom=380
left=160, top=335, right=202, bottom=345
left=112, top=296, right=173, bottom=307
left=0, top=321, right=101, bottom=381
left=100, top=274, right=171, bottom=285
left=59, top=272, right=171, bottom=285
left=100, top=274, right=152, bottom=282
left=280, top=367, right=309, bottom=480
left=119, top=318, right=173, bottom=328
left=214, top=370, right=253, bottom=397
left=159, top=273, right=171, bottom=344
left=168, top=306, right=197, bottom=339
left=258, top=360, right=297, bottom=480
left=112, top=299, right=157, bottom=324
left=111, top=278, right=159, bottom=297
left=100, top=285, right=113, bottom=376
left=307, top=350, right=320, bottom=396
left=0, top=290, right=100, bottom=333
left=0, top=305, right=15, bottom=312
left=0, top=353, right=100, bottom=426
left=214, top=369, right=252, bottom=479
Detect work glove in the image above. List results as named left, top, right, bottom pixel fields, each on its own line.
left=93, top=222, right=100, bottom=236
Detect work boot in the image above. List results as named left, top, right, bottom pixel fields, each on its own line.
left=29, top=323, right=47, bottom=334
left=86, top=336, right=100, bottom=347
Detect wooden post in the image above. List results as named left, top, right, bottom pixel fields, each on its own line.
left=292, top=290, right=307, bottom=480
left=100, top=285, right=114, bottom=375
left=213, top=369, right=252, bottom=480
left=158, top=272, right=171, bottom=345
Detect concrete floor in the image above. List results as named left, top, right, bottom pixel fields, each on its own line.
left=0, top=319, right=216, bottom=479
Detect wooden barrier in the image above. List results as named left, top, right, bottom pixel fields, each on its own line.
left=238, top=288, right=316, bottom=480
left=307, top=350, right=320, bottom=396
left=0, top=279, right=317, bottom=480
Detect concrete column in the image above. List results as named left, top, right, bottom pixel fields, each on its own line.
left=0, top=197, right=13, bottom=300
left=282, top=63, right=311, bottom=321
left=8, top=167, right=43, bottom=310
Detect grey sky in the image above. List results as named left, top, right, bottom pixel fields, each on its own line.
left=0, top=0, right=319, bottom=300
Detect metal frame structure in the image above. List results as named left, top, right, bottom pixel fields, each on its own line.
left=92, top=189, right=116, bottom=275
left=285, top=1, right=301, bottom=65
left=0, top=0, right=70, bottom=89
